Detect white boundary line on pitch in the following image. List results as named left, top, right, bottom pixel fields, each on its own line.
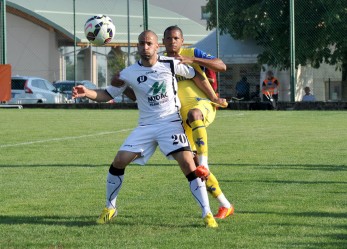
left=0, top=129, right=133, bottom=148
left=217, top=112, right=245, bottom=118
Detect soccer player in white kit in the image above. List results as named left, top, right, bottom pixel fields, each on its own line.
left=72, top=30, right=218, bottom=228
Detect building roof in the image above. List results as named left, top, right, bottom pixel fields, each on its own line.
left=193, top=30, right=263, bottom=64
left=7, top=0, right=212, bottom=46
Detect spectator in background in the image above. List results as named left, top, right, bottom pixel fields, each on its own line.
left=302, top=86, right=316, bottom=102
left=235, top=76, right=250, bottom=100
left=262, top=70, right=280, bottom=103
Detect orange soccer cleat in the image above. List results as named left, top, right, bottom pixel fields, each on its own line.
left=195, top=165, right=210, bottom=178
left=214, top=205, right=234, bottom=219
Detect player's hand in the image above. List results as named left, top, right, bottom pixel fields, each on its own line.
left=213, top=98, right=228, bottom=108
left=72, top=85, right=87, bottom=99
left=175, top=54, right=194, bottom=65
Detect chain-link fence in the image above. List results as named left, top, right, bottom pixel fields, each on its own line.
left=206, top=0, right=347, bottom=102
left=1, top=0, right=346, bottom=103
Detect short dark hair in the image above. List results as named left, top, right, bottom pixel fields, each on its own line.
left=163, top=25, right=183, bottom=38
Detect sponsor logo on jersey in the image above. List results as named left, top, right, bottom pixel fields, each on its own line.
left=146, top=70, right=157, bottom=75
left=147, top=81, right=168, bottom=106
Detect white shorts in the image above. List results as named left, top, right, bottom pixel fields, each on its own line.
left=119, top=121, right=191, bottom=165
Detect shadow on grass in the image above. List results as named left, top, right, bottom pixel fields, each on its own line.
left=263, top=215, right=347, bottom=248
left=212, top=163, right=347, bottom=172
left=286, top=241, right=347, bottom=249
left=1, top=163, right=346, bottom=171
left=0, top=215, right=97, bottom=227
left=220, top=179, right=347, bottom=185
left=240, top=210, right=347, bottom=219
left=240, top=210, right=347, bottom=248
left=0, top=214, right=201, bottom=228
left=0, top=163, right=108, bottom=168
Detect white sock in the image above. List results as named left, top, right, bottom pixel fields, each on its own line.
left=105, top=172, right=124, bottom=209
left=189, top=177, right=211, bottom=218
left=198, top=155, right=208, bottom=168
left=216, top=193, right=231, bottom=208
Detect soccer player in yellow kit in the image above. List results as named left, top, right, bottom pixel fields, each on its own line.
left=163, top=26, right=234, bottom=219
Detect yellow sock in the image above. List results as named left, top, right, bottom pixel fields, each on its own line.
left=190, top=120, right=208, bottom=158
left=206, top=172, right=222, bottom=198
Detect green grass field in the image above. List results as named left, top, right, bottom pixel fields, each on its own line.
left=0, top=109, right=346, bottom=249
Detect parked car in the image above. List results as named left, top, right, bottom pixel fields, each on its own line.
left=53, top=80, right=97, bottom=103
left=9, top=76, right=66, bottom=104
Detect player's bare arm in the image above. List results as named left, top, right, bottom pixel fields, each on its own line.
left=72, top=85, right=113, bottom=102
left=176, top=55, right=226, bottom=72
left=123, top=87, right=136, bottom=101
left=193, top=71, right=228, bottom=108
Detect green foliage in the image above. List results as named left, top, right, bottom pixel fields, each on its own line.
left=0, top=109, right=346, bottom=248
left=107, top=47, right=126, bottom=73
left=206, top=0, right=347, bottom=71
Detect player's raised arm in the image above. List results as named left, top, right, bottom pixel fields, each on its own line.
left=176, top=54, right=226, bottom=72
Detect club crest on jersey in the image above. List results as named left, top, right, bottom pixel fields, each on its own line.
left=147, top=81, right=168, bottom=106
left=137, top=75, right=147, bottom=84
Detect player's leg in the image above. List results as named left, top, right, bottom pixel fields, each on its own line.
left=188, top=105, right=234, bottom=219
left=158, top=122, right=217, bottom=227
left=188, top=108, right=209, bottom=167
left=97, top=126, right=154, bottom=224
left=97, top=150, right=140, bottom=224
left=172, top=150, right=218, bottom=228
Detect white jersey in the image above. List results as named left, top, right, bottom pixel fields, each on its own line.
left=107, top=55, right=195, bottom=125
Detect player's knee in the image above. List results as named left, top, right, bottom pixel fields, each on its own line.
left=112, top=152, right=132, bottom=169
left=187, top=109, right=203, bottom=123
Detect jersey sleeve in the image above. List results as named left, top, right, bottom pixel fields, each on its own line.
left=106, top=85, right=127, bottom=98
left=174, top=60, right=196, bottom=79
left=193, top=48, right=215, bottom=59
left=106, top=69, right=129, bottom=97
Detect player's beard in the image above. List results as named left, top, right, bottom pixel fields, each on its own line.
left=141, top=54, right=151, bottom=61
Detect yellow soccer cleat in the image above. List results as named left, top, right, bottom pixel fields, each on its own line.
left=96, top=207, right=117, bottom=224
left=203, top=212, right=218, bottom=228
left=214, top=205, right=234, bottom=219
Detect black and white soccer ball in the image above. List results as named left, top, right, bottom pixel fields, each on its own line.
left=84, top=15, right=115, bottom=46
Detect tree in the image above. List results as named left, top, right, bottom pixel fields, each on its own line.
left=206, top=0, right=347, bottom=79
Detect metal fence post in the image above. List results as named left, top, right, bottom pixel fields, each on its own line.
left=290, top=0, right=296, bottom=102
left=1, top=0, right=7, bottom=64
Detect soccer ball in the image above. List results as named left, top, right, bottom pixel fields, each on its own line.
left=84, top=15, right=115, bottom=46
